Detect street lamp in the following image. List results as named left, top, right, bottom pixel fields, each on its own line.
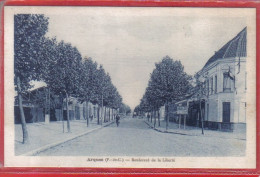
left=198, top=75, right=206, bottom=135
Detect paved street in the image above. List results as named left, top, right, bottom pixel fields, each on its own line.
left=36, top=116, right=245, bottom=156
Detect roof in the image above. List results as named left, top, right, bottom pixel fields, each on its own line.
left=29, top=80, right=47, bottom=91
left=175, top=93, right=194, bottom=105
left=203, top=27, right=247, bottom=69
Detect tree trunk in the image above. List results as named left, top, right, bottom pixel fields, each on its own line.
left=104, top=107, right=106, bottom=123
left=200, top=99, right=204, bottom=135
left=112, top=109, right=115, bottom=120
left=108, top=108, right=110, bottom=122
left=97, top=106, right=100, bottom=125
left=65, top=92, right=71, bottom=132
left=82, top=103, right=86, bottom=120
left=158, top=110, right=160, bottom=127
left=60, top=95, right=64, bottom=133
left=152, top=110, right=154, bottom=124
left=86, top=102, right=89, bottom=127
left=17, top=77, right=29, bottom=144
left=111, top=108, right=113, bottom=121
left=166, top=100, right=169, bottom=130
left=154, top=109, right=156, bottom=128
left=152, top=110, right=154, bottom=123
left=113, top=109, right=115, bottom=120
left=73, top=105, right=75, bottom=120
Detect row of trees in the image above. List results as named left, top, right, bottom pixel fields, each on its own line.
left=119, top=104, right=131, bottom=115
left=134, top=56, right=192, bottom=130
left=14, top=14, right=126, bottom=144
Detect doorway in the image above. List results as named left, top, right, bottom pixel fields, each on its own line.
left=222, top=102, right=231, bottom=123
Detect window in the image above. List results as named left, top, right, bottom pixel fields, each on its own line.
left=207, top=79, right=209, bottom=95
left=215, top=75, right=217, bottom=93
left=210, top=77, right=213, bottom=94
left=223, top=72, right=232, bottom=92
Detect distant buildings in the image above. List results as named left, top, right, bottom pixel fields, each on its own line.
left=14, top=87, right=117, bottom=124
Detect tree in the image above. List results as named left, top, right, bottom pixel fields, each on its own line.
left=145, top=82, right=159, bottom=126
left=92, top=65, right=122, bottom=124
left=191, top=75, right=207, bottom=134
left=92, top=65, right=106, bottom=124
left=14, top=14, right=49, bottom=143
left=137, top=56, right=192, bottom=130
left=76, top=57, right=98, bottom=126
left=133, top=105, right=139, bottom=116
left=100, top=73, right=113, bottom=122
left=139, top=94, right=152, bottom=121
left=125, top=106, right=131, bottom=115
left=119, top=103, right=131, bottom=115
left=151, top=56, right=192, bottom=130
left=105, top=85, right=119, bottom=121
left=43, top=41, right=82, bottom=132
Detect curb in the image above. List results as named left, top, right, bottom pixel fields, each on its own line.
left=21, top=121, right=115, bottom=156
left=144, top=121, right=246, bottom=141
left=144, top=121, right=193, bottom=136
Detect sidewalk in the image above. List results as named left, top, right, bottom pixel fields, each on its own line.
left=144, top=119, right=246, bottom=141
left=15, top=119, right=114, bottom=156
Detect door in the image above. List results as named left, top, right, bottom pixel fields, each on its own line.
left=222, top=102, right=231, bottom=123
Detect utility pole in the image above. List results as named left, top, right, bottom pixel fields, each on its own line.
left=48, top=87, right=51, bottom=121
left=200, top=93, right=204, bottom=135
left=198, top=76, right=207, bottom=135
left=101, top=93, right=103, bottom=125
left=166, top=100, right=169, bottom=131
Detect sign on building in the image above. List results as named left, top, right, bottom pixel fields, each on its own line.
left=177, top=104, right=188, bottom=115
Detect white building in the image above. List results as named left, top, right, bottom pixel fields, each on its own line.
left=196, top=27, right=247, bottom=131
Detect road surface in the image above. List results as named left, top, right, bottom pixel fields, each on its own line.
left=36, top=116, right=245, bottom=156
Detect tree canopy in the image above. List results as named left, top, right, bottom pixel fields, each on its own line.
left=14, top=14, right=49, bottom=91
left=135, top=56, right=192, bottom=114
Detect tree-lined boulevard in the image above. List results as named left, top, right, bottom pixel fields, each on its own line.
left=15, top=14, right=130, bottom=143
left=15, top=14, right=194, bottom=141
left=15, top=14, right=192, bottom=145
left=14, top=13, right=246, bottom=157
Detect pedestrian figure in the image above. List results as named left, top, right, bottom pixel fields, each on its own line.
left=147, top=114, right=150, bottom=121
left=116, top=114, right=120, bottom=127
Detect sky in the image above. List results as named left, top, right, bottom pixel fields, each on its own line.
left=43, top=7, right=246, bottom=110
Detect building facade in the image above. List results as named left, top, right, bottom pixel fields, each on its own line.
left=15, top=86, right=117, bottom=124
left=196, top=27, right=247, bottom=131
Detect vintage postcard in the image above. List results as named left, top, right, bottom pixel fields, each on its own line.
left=4, top=6, right=256, bottom=169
